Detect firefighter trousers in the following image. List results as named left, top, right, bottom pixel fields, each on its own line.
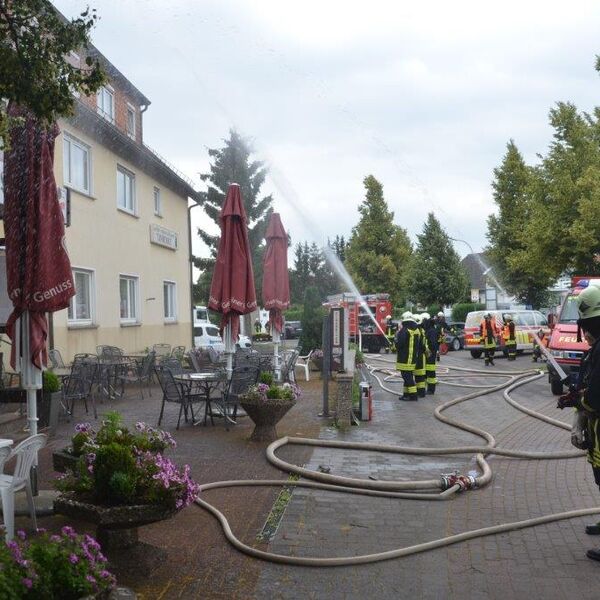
left=505, top=340, right=517, bottom=361
left=425, top=360, right=437, bottom=394
left=484, top=345, right=496, bottom=365
left=400, top=370, right=417, bottom=398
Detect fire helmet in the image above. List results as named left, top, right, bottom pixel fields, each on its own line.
left=385, top=315, right=392, bottom=321
left=505, top=314, right=513, bottom=321
left=437, top=311, right=444, bottom=318
left=413, top=314, right=423, bottom=325
left=576, top=285, right=600, bottom=320
left=401, top=311, right=415, bottom=323
left=421, top=312, right=431, bottom=321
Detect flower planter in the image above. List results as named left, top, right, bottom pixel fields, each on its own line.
left=53, top=448, right=79, bottom=473
left=311, top=356, right=341, bottom=372
left=239, top=399, right=295, bottom=442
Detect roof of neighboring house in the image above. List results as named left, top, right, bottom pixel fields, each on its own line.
left=461, top=252, right=491, bottom=290
left=67, top=100, right=199, bottom=201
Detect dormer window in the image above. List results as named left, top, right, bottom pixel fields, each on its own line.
left=126, top=103, right=136, bottom=139
left=97, top=86, right=115, bottom=123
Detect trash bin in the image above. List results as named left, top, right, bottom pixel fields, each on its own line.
left=358, top=382, right=372, bottom=421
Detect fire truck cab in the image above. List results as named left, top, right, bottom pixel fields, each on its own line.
left=547, top=277, right=599, bottom=395
left=324, top=293, right=392, bottom=354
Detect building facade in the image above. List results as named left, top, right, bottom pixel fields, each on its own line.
left=1, top=46, right=198, bottom=360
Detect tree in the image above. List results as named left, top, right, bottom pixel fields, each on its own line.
left=406, top=213, right=469, bottom=306
left=297, top=286, right=324, bottom=353
left=345, top=175, right=412, bottom=305
left=0, top=0, right=105, bottom=148
left=290, top=241, right=342, bottom=304
left=329, top=235, right=347, bottom=262
left=486, top=141, right=551, bottom=307
left=194, top=130, right=273, bottom=302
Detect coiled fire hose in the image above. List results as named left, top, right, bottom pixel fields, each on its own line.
left=194, top=358, right=600, bottom=567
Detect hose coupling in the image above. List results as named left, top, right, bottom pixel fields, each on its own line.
left=440, top=471, right=477, bottom=492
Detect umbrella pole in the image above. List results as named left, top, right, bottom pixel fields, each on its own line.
left=273, top=328, right=281, bottom=381
left=224, top=323, right=234, bottom=378
left=20, top=311, right=42, bottom=495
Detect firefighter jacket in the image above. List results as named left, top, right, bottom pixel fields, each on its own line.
left=414, top=326, right=427, bottom=372
left=580, top=340, right=600, bottom=416
left=386, top=324, right=397, bottom=337
left=502, top=321, right=516, bottom=342
left=480, top=318, right=499, bottom=345
left=425, top=324, right=439, bottom=357
left=435, top=318, right=446, bottom=343
left=395, top=322, right=420, bottom=371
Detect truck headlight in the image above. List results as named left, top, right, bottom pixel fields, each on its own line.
left=550, top=350, right=565, bottom=359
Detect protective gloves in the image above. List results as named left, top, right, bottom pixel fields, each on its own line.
left=571, top=411, right=588, bottom=450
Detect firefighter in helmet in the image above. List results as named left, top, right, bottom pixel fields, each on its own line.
left=503, top=314, right=517, bottom=361
left=384, top=315, right=396, bottom=353
left=480, top=312, right=500, bottom=366
left=565, top=285, right=600, bottom=560
left=423, top=313, right=438, bottom=394
left=413, top=314, right=427, bottom=398
left=435, top=311, right=446, bottom=361
left=395, top=311, right=420, bottom=401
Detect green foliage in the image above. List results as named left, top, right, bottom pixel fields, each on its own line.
left=290, top=241, right=342, bottom=304
left=93, top=442, right=137, bottom=505
left=0, top=0, right=106, bottom=149
left=284, top=304, right=303, bottom=321
left=42, top=370, right=61, bottom=393
left=259, top=371, right=274, bottom=385
left=0, top=528, right=115, bottom=599
left=452, top=302, right=485, bottom=322
left=345, top=175, right=413, bottom=306
left=405, top=213, right=469, bottom=306
left=108, top=471, right=136, bottom=504
left=298, top=286, right=325, bottom=353
left=426, top=303, right=442, bottom=317
left=194, top=130, right=273, bottom=303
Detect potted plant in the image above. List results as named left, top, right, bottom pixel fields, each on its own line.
left=38, top=371, right=61, bottom=436
left=0, top=526, right=117, bottom=599
left=239, top=373, right=301, bottom=442
left=53, top=413, right=198, bottom=560
left=310, top=349, right=342, bottom=372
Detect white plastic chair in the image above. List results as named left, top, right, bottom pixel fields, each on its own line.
left=294, top=350, right=313, bottom=382
left=0, top=434, right=47, bottom=540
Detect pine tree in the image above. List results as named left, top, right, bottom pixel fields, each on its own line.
left=297, top=286, right=324, bottom=353
left=345, top=175, right=412, bottom=305
left=194, top=130, right=273, bottom=302
left=406, top=213, right=469, bottom=306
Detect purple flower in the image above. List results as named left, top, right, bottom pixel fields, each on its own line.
left=100, top=569, right=112, bottom=578
left=50, top=535, right=61, bottom=543
left=61, top=525, right=77, bottom=539
left=22, top=578, right=33, bottom=589
left=16, top=530, right=26, bottom=540
left=75, top=422, right=93, bottom=434
left=69, top=553, right=79, bottom=564
left=86, top=574, right=97, bottom=584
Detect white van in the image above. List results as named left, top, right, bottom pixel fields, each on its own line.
left=193, top=323, right=225, bottom=352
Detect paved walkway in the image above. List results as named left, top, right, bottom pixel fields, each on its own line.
left=19, top=351, right=600, bottom=598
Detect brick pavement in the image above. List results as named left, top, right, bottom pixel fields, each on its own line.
left=13, top=351, right=600, bottom=599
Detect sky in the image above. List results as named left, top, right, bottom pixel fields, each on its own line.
left=55, top=0, right=600, bottom=261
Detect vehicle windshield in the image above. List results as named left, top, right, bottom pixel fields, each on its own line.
left=559, top=295, right=580, bottom=324
left=205, top=326, right=221, bottom=337
left=465, top=312, right=485, bottom=328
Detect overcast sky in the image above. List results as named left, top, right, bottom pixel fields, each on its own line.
left=55, top=0, right=600, bottom=261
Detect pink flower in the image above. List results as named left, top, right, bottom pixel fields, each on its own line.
left=16, top=529, right=26, bottom=540
left=69, top=553, right=79, bottom=564
left=22, top=578, right=33, bottom=589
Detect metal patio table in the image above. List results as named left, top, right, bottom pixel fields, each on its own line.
left=173, top=371, right=228, bottom=426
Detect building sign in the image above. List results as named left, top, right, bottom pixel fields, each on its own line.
left=330, top=307, right=345, bottom=372
left=57, top=186, right=71, bottom=227
left=149, top=224, right=178, bottom=250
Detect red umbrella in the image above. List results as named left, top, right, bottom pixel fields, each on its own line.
left=208, top=183, right=257, bottom=367
left=4, top=103, right=75, bottom=435
left=262, top=213, right=290, bottom=380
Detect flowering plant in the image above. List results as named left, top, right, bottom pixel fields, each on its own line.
left=56, top=412, right=198, bottom=510
left=241, top=381, right=301, bottom=405
left=0, top=527, right=115, bottom=599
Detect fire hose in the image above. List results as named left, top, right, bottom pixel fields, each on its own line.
left=194, top=359, right=599, bottom=567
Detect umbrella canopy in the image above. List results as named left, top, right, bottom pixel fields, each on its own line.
left=262, top=212, right=290, bottom=333
left=4, top=103, right=75, bottom=370
left=208, top=183, right=257, bottom=341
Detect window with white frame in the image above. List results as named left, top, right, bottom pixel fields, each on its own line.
left=68, top=269, right=94, bottom=324
left=153, top=186, right=161, bottom=216
left=116, top=166, right=136, bottom=214
left=163, top=281, right=177, bottom=321
left=63, top=134, right=91, bottom=194
left=126, top=104, right=136, bottom=139
left=163, top=281, right=176, bottom=321
left=119, top=275, right=139, bottom=323
left=96, top=86, right=115, bottom=122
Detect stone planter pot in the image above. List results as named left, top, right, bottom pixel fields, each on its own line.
left=239, top=399, right=295, bottom=442
left=311, top=356, right=341, bottom=373
left=54, top=494, right=177, bottom=576
left=53, top=448, right=79, bottom=473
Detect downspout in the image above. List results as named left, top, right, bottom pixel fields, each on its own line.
left=188, top=197, right=201, bottom=349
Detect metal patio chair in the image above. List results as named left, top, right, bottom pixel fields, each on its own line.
left=153, top=343, right=172, bottom=359
left=63, top=358, right=98, bottom=419
left=48, top=348, right=66, bottom=369
left=216, top=365, right=260, bottom=430
left=156, top=365, right=197, bottom=430
left=116, top=351, right=156, bottom=399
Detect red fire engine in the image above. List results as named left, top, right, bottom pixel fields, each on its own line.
left=324, top=293, right=393, bottom=353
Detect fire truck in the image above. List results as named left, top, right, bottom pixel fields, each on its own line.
left=547, top=276, right=597, bottom=395
left=324, top=293, right=393, bottom=353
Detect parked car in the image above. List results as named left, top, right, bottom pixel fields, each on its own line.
left=444, top=321, right=465, bottom=351
left=284, top=321, right=302, bottom=339
left=193, top=324, right=225, bottom=352
left=236, top=334, right=252, bottom=349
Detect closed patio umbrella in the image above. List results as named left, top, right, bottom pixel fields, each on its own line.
left=4, top=103, right=75, bottom=439
left=262, top=213, right=290, bottom=380
left=208, top=183, right=257, bottom=375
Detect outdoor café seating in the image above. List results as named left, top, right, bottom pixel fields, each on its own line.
left=115, top=351, right=156, bottom=400
left=215, top=365, right=260, bottom=429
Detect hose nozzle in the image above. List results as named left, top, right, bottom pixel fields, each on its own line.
left=441, top=471, right=477, bottom=492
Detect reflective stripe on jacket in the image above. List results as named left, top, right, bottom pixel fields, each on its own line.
left=395, top=323, right=419, bottom=371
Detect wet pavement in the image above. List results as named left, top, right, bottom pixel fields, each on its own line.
left=17, top=351, right=600, bottom=598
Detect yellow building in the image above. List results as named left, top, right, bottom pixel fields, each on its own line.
left=1, top=46, right=199, bottom=361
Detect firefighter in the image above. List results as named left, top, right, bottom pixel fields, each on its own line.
left=532, top=328, right=547, bottom=362
left=503, top=314, right=517, bottom=361
left=395, top=311, right=419, bottom=401
left=384, top=315, right=396, bottom=353
left=480, top=312, right=500, bottom=366
left=413, top=314, right=427, bottom=398
left=435, top=311, right=446, bottom=361
left=423, top=313, right=438, bottom=394
left=566, top=285, right=600, bottom=561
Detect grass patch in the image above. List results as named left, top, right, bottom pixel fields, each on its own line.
left=256, top=473, right=300, bottom=542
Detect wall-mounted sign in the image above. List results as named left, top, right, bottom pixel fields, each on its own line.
left=330, top=307, right=345, bottom=372
left=57, top=186, right=71, bottom=227
left=150, top=224, right=178, bottom=250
